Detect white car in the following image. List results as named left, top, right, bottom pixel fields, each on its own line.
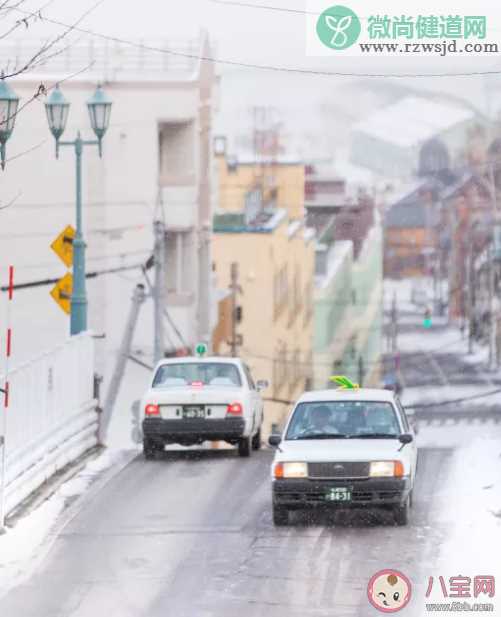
left=140, top=356, right=267, bottom=459
left=268, top=387, right=418, bottom=526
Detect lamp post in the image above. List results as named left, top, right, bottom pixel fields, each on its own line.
left=0, top=75, right=20, bottom=170
left=45, top=84, right=112, bottom=335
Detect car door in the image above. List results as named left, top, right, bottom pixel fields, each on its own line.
left=395, top=396, right=418, bottom=481
left=243, top=364, right=260, bottom=431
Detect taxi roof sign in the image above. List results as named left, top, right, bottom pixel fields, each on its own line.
left=50, top=272, right=72, bottom=315
left=329, top=375, right=360, bottom=390
left=51, top=225, right=75, bottom=268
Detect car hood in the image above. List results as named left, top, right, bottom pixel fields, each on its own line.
left=276, top=438, right=404, bottom=462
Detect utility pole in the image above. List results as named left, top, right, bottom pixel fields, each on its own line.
left=358, top=355, right=365, bottom=387
left=390, top=292, right=398, bottom=353
left=467, top=243, right=474, bottom=355
left=488, top=162, right=499, bottom=371
left=230, top=262, right=239, bottom=357
left=153, top=220, right=166, bottom=364
left=99, top=284, right=146, bottom=445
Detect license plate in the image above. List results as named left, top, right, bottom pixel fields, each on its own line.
left=325, top=487, right=351, bottom=502
left=182, top=406, right=205, bottom=419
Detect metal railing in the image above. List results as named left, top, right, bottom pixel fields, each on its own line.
left=0, top=332, right=97, bottom=517
left=2, top=38, right=202, bottom=80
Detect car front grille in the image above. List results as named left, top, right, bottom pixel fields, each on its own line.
left=308, top=461, right=370, bottom=479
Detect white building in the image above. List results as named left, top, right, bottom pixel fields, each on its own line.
left=351, top=97, right=477, bottom=179
left=0, top=36, right=217, bottom=412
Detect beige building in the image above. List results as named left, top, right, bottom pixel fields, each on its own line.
left=214, top=148, right=306, bottom=220
left=212, top=209, right=315, bottom=435
left=212, top=149, right=315, bottom=433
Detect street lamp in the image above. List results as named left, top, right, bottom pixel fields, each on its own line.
left=0, top=75, right=20, bottom=170
left=45, top=84, right=112, bottom=336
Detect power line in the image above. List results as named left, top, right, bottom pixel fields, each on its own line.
left=0, top=259, right=149, bottom=292
left=12, top=6, right=501, bottom=78
left=265, top=387, right=501, bottom=408
left=406, top=387, right=501, bottom=409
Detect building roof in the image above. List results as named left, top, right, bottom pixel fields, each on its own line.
left=353, top=97, right=475, bottom=149
left=213, top=208, right=287, bottom=233
left=385, top=200, right=428, bottom=229
left=385, top=177, right=446, bottom=229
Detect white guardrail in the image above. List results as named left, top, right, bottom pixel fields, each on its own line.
left=1, top=332, right=98, bottom=516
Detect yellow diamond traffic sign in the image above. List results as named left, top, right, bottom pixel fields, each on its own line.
left=51, top=225, right=75, bottom=268
left=50, top=272, right=73, bottom=315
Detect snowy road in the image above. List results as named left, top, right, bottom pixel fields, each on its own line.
left=0, top=445, right=453, bottom=617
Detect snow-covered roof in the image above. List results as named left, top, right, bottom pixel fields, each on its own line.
left=353, top=97, right=475, bottom=150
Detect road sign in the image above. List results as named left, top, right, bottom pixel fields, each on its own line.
left=50, top=272, right=73, bottom=315
left=51, top=225, right=75, bottom=268
left=195, top=342, right=207, bottom=357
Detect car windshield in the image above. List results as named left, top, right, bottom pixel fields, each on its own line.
left=152, top=362, right=242, bottom=388
left=285, top=401, right=400, bottom=440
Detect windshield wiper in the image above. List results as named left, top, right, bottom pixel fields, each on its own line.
left=353, top=433, right=398, bottom=439
left=293, top=433, right=349, bottom=440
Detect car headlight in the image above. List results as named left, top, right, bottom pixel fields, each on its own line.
left=369, top=461, right=404, bottom=477
left=274, top=462, right=308, bottom=479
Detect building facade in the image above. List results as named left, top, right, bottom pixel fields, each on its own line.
left=1, top=36, right=217, bottom=368
left=212, top=209, right=315, bottom=435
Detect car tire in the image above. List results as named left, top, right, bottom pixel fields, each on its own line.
left=251, top=427, right=262, bottom=451
left=143, top=439, right=161, bottom=460
left=273, top=504, right=289, bottom=526
left=238, top=436, right=251, bottom=457
left=394, top=497, right=410, bottom=526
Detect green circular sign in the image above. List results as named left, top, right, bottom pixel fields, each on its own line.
left=316, top=5, right=361, bottom=50
left=195, top=343, right=207, bottom=356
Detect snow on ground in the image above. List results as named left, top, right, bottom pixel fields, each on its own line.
left=402, top=384, right=498, bottom=408
left=417, top=425, right=501, bottom=615
left=0, top=449, right=131, bottom=599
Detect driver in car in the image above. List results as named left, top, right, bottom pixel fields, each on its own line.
left=302, top=404, right=341, bottom=435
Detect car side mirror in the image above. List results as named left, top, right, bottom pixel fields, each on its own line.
left=256, top=379, right=269, bottom=391
left=398, top=433, right=413, bottom=445
left=268, top=434, right=281, bottom=447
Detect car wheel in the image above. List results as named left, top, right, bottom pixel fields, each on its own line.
left=251, top=427, right=262, bottom=451
left=394, top=497, right=410, bottom=526
left=273, top=504, right=289, bottom=526
left=143, top=439, right=161, bottom=460
left=238, top=436, right=251, bottom=457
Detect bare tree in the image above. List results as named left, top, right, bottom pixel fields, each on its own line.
left=0, top=0, right=104, bottom=175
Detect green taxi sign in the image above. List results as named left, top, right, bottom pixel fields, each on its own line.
left=195, top=342, right=208, bottom=357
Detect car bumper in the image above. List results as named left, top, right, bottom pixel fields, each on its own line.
left=143, top=417, right=246, bottom=443
left=272, top=477, right=411, bottom=509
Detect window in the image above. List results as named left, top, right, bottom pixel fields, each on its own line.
left=273, top=342, right=287, bottom=394
left=243, top=365, right=256, bottom=390
left=273, top=265, right=288, bottom=320
left=395, top=397, right=409, bottom=432
left=153, top=362, right=242, bottom=388
left=159, top=121, right=195, bottom=185
left=285, top=401, right=400, bottom=440
left=304, top=280, right=313, bottom=325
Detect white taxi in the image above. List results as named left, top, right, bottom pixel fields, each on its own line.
left=141, top=356, right=267, bottom=459
left=269, top=384, right=418, bottom=526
